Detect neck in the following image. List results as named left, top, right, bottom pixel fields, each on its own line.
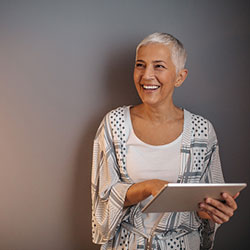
left=139, top=102, right=182, bottom=123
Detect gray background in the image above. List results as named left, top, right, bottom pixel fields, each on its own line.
left=0, top=0, right=249, bottom=249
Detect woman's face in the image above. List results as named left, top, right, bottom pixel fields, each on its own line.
left=134, top=43, right=183, bottom=107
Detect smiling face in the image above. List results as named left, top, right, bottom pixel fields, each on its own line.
left=134, top=43, right=187, bottom=108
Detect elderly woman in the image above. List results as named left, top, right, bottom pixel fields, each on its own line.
left=91, top=33, right=238, bottom=250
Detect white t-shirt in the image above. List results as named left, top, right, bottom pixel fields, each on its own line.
left=126, top=107, right=182, bottom=234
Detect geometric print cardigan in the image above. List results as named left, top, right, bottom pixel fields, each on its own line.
left=91, top=106, right=224, bottom=250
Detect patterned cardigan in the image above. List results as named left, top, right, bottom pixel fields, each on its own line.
left=91, top=106, right=224, bottom=250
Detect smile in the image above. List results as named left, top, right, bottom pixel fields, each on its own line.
left=142, top=85, right=160, bottom=90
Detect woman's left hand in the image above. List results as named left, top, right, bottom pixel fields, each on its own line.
left=198, top=192, right=239, bottom=224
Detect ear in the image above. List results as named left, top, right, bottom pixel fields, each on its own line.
left=175, top=69, right=188, bottom=87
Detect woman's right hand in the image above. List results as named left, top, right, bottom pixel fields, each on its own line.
left=147, top=179, right=169, bottom=197
left=124, top=179, right=168, bottom=207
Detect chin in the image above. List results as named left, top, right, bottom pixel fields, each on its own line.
left=141, top=99, right=162, bottom=107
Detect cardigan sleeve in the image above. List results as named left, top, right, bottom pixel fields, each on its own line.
left=91, top=115, right=132, bottom=244
left=203, top=121, right=225, bottom=184
left=199, top=120, right=225, bottom=250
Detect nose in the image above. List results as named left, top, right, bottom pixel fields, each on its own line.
left=142, top=65, right=154, bottom=81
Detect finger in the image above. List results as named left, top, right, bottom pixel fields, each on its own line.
left=233, top=192, right=240, bottom=199
left=206, top=197, right=231, bottom=214
left=207, top=197, right=235, bottom=217
left=197, top=210, right=211, bottom=220
left=222, top=193, right=238, bottom=211
left=199, top=206, right=225, bottom=224
left=200, top=200, right=232, bottom=222
left=205, top=210, right=224, bottom=224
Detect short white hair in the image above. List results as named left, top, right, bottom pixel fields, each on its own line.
left=136, top=32, right=187, bottom=73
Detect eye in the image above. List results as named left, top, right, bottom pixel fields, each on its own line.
left=154, top=64, right=165, bottom=69
left=135, top=63, right=144, bottom=68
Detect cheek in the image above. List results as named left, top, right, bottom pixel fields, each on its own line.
left=133, top=70, right=140, bottom=84
left=157, top=72, right=176, bottom=85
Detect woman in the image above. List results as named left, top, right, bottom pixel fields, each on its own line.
left=91, top=33, right=238, bottom=250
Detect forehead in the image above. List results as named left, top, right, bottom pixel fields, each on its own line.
left=136, top=43, right=172, bottom=62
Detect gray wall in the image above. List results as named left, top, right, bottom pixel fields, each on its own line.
left=0, top=1, right=249, bottom=249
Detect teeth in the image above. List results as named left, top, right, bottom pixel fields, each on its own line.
left=142, top=85, right=159, bottom=90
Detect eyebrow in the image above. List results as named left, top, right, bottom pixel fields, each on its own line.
left=153, top=60, right=167, bottom=64
left=135, top=59, right=167, bottom=64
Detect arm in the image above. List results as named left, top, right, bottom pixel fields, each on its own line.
left=91, top=118, right=132, bottom=244
left=198, top=121, right=225, bottom=250
left=197, top=192, right=239, bottom=250
left=124, top=179, right=168, bottom=207
left=197, top=122, right=239, bottom=224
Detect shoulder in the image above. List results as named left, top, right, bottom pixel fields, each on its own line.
left=103, top=106, right=129, bottom=125
left=184, top=109, right=218, bottom=143
left=107, top=106, right=128, bottom=119
left=95, top=106, right=130, bottom=140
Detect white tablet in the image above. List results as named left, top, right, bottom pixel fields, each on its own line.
left=141, top=183, right=247, bottom=213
